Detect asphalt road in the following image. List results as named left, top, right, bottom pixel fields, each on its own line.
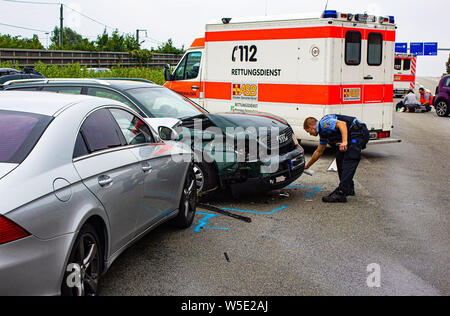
left=98, top=80, right=449, bottom=296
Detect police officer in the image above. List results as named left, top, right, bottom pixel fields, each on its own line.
left=303, top=115, right=370, bottom=203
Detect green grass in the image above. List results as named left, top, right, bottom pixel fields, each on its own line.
left=0, top=62, right=166, bottom=85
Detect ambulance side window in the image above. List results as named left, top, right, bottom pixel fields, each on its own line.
left=173, top=56, right=187, bottom=81
left=185, top=52, right=202, bottom=80
left=403, top=59, right=411, bottom=71
left=394, top=58, right=402, bottom=71
left=345, top=31, right=362, bottom=66
left=173, top=52, right=202, bottom=80
left=367, top=33, right=383, bottom=66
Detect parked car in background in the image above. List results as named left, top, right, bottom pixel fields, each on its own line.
left=0, top=67, right=45, bottom=88
left=434, top=75, right=450, bottom=117
left=0, top=91, right=196, bottom=296
left=3, top=79, right=306, bottom=196
left=87, top=68, right=112, bottom=74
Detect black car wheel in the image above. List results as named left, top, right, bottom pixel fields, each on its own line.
left=61, top=224, right=102, bottom=296
left=435, top=100, right=449, bottom=117
left=171, top=166, right=197, bottom=229
left=193, top=162, right=219, bottom=194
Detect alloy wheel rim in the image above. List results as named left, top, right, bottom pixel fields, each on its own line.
left=74, top=234, right=100, bottom=296
left=193, top=164, right=204, bottom=192
left=183, top=173, right=196, bottom=218
left=436, top=102, right=447, bottom=116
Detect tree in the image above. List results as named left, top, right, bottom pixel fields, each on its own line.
left=50, top=27, right=96, bottom=51
left=154, top=39, right=185, bottom=54
left=96, top=29, right=140, bottom=52
left=0, top=34, right=44, bottom=49
left=447, top=54, right=449, bottom=74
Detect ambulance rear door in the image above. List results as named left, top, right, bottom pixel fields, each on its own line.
left=340, top=26, right=365, bottom=119
left=362, top=24, right=388, bottom=131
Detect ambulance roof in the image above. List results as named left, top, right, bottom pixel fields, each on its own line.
left=207, top=12, right=322, bottom=25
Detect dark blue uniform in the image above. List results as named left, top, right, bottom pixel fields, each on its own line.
left=318, top=114, right=370, bottom=195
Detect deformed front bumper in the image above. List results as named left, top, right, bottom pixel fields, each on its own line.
left=230, top=147, right=305, bottom=194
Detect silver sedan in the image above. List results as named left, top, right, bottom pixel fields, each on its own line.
left=0, top=91, right=196, bottom=296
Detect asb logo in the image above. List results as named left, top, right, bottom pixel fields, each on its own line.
left=343, top=88, right=361, bottom=102
left=233, top=84, right=258, bottom=97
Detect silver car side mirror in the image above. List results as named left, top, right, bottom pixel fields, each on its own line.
left=158, top=126, right=179, bottom=141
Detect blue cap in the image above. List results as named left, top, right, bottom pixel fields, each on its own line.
left=389, top=16, right=395, bottom=24
left=322, top=10, right=338, bottom=19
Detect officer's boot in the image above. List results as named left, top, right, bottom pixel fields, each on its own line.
left=348, top=187, right=356, bottom=196
left=322, top=190, right=347, bottom=203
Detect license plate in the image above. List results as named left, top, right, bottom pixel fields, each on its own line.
left=370, top=132, right=378, bottom=140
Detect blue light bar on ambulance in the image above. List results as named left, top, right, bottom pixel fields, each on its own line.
left=322, top=10, right=338, bottom=18
left=389, top=16, right=395, bottom=24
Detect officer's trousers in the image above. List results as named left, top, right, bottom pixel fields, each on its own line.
left=336, top=125, right=370, bottom=194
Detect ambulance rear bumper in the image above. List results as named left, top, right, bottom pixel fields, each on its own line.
left=368, top=138, right=402, bottom=145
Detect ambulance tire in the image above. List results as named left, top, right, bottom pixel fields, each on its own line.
left=193, top=162, right=219, bottom=195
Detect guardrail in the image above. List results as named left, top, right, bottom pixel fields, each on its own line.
left=0, top=48, right=183, bottom=68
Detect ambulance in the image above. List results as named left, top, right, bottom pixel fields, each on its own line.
left=393, top=53, right=417, bottom=98
left=164, top=10, right=398, bottom=143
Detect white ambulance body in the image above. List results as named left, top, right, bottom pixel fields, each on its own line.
left=393, top=53, right=417, bottom=98
left=165, top=11, right=397, bottom=143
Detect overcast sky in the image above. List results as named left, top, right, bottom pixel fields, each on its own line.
left=0, top=0, right=448, bottom=76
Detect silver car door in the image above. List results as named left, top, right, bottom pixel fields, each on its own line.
left=108, top=108, right=187, bottom=235
left=73, top=108, right=142, bottom=255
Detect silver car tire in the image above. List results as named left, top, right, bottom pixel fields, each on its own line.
left=171, top=166, right=197, bottom=229
left=61, top=224, right=102, bottom=296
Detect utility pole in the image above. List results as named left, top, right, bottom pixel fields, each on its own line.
left=60, top=4, right=64, bottom=48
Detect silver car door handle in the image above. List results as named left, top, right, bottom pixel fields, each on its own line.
left=142, top=163, right=153, bottom=173
left=98, top=176, right=113, bottom=187
left=192, top=85, right=200, bottom=90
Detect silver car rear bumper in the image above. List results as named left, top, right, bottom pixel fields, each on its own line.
left=0, top=233, right=74, bottom=296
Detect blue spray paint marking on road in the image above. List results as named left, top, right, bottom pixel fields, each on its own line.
left=193, top=212, right=230, bottom=232
left=287, top=185, right=323, bottom=197
left=221, top=206, right=288, bottom=215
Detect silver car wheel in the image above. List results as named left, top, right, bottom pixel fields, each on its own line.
left=436, top=101, right=448, bottom=117
left=73, top=233, right=100, bottom=296
left=193, top=164, right=204, bottom=192
left=183, top=174, right=196, bottom=218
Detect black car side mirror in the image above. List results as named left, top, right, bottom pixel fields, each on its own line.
left=164, top=64, right=173, bottom=82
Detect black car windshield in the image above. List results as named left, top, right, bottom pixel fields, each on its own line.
left=126, top=87, right=206, bottom=119
left=0, top=110, right=53, bottom=164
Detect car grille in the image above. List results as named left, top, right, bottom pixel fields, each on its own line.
left=266, top=127, right=296, bottom=155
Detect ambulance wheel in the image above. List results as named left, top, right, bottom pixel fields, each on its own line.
left=435, top=100, right=449, bottom=117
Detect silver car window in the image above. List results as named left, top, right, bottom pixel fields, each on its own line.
left=0, top=110, right=52, bottom=164
left=79, top=109, right=124, bottom=154
left=109, top=108, right=155, bottom=145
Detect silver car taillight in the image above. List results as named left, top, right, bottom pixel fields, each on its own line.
left=0, top=216, right=30, bottom=245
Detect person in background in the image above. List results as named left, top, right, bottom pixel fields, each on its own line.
left=419, top=87, right=434, bottom=112
left=396, top=89, right=420, bottom=113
